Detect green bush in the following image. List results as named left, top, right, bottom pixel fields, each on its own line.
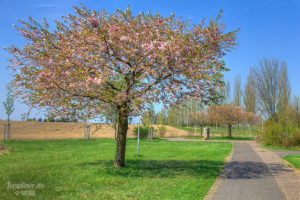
left=0, top=143, right=7, bottom=151
left=133, top=125, right=150, bottom=139
left=158, top=126, right=167, bottom=137
left=259, top=121, right=300, bottom=147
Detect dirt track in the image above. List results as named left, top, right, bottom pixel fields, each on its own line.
left=0, top=121, right=192, bottom=140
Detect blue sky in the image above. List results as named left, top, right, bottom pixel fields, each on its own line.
left=0, top=0, right=300, bottom=121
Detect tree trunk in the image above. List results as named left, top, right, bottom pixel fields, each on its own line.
left=200, top=125, right=203, bottom=137
left=228, top=123, right=232, bottom=138
left=150, top=124, right=153, bottom=140
left=4, top=125, right=6, bottom=140
left=114, top=107, right=128, bottom=169
left=149, top=123, right=153, bottom=141
left=114, top=124, right=117, bottom=140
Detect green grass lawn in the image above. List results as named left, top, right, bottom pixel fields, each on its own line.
left=283, top=155, right=300, bottom=169
left=183, top=136, right=254, bottom=140
left=262, top=144, right=300, bottom=151
left=0, top=139, right=232, bottom=200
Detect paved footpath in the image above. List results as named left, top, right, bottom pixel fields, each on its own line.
left=271, top=150, right=300, bottom=158
left=164, top=138, right=300, bottom=200
left=211, top=142, right=285, bottom=200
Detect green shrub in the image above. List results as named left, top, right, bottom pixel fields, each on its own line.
left=259, top=121, right=300, bottom=147
left=158, top=126, right=167, bottom=137
left=0, top=143, right=7, bottom=151
left=133, top=125, right=150, bottom=139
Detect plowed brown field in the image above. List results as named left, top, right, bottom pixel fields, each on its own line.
left=0, top=121, right=192, bottom=140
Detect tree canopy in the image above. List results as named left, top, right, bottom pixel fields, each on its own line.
left=8, top=6, right=237, bottom=118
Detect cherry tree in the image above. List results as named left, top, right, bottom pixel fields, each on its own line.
left=207, top=104, right=260, bottom=138
left=246, top=112, right=261, bottom=135
left=207, top=104, right=246, bottom=138
left=189, top=112, right=207, bottom=136
left=7, top=6, right=237, bottom=168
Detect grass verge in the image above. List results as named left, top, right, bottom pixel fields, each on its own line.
left=283, top=155, right=300, bottom=169
left=0, top=138, right=232, bottom=200
left=262, top=144, right=300, bottom=151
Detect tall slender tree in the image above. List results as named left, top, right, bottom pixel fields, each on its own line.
left=218, top=79, right=230, bottom=105
left=233, top=75, right=242, bottom=130
left=224, top=80, right=231, bottom=104
left=253, top=58, right=288, bottom=122
left=243, top=68, right=256, bottom=113
left=3, top=88, right=15, bottom=124
left=291, top=96, right=300, bottom=127
left=277, top=65, right=291, bottom=124
left=234, top=74, right=243, bottom=107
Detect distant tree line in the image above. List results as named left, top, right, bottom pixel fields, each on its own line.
left=150, top=58, right=299, bottom=127
left=146, top=57, right=300, bottom=146
left=145, top=100, right=204, bottom=127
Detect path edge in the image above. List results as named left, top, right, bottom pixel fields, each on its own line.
left=281, top=155, right=300, bottom=176
left=204, top=142, right=234, bottom=200
left=250, top=141, right=300, bottom=200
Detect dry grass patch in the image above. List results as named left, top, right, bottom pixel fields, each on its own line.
left=0, top=121, right=190, bottom=140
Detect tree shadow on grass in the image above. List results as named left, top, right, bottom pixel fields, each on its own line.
left=78, top=159, right=225, bottom=178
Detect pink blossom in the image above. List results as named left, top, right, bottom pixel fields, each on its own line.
left=120, top=36, right=128, bottom=41
left=88, top=18, right=99, bottom=27
left=149, top=43, right=155, bottom=50
left=93, top=78, right=104, bottom=85
left=158, top=44, right=166, bottom=51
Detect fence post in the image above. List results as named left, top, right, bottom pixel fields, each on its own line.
left=4, top=124, right=6, bottom=140
left=7, top=124, right=10, bottom=140
left=204, top=128, right=210, bottom=140
left=84, top=124, right=86, bottom=139
left=84, top=124, right=90, bottom=140
left=3, top=124, right=11, bottom=140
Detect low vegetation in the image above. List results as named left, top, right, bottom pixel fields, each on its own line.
left=183, top=136, right=253, bottom=140
left=133, top=125, right=167, bottom=138
left=174, top=125, right=257, bottom=138
left=0, top=139, right=232, bottom=200
left=133, top=125, right=152, bottom=139
left=258, top=121, right=300, bottom=147
left=283, top=155, right=300, bottom=169
left=157, top=126, right=167, bottom=137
